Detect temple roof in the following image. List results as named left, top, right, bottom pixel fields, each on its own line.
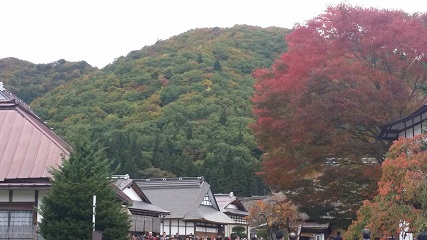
left=0, top=83, right=71, bottom=181
left=135, top=177, right=235, bottom=224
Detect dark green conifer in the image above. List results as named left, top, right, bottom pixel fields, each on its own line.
left=197, top=53, right=203, bottom=64
left=39, top=136, right=130, bottom=240
left=213, top=59, right=222, bottom=71
left=219, top=107, right=227, bottom=125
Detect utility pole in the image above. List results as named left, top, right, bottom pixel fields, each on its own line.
left=93, top=195, right=96, bottom=232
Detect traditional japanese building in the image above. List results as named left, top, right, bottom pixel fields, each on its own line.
left=135, top=177, right=235, bottom=238
left=215, top=192, right=249, bottom=237
left=113, top=174, right=170, bottom=235
left=379, top=104, right=427, bottom=141
left=0, top=83, right=71, bottom=238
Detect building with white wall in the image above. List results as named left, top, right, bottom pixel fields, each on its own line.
left=0, top=84, right=71, bottom=239
left=135, top=177, right=235, bottom=238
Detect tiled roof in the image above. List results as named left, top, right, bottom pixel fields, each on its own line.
left=215, top=194, right=248, bottom=217
left=0, top=84, right=71, bottom=181
left=113, top=175, right=170, bottom=216
left=136, top=177, right=209, bottom=219
left=184, top=205, right=235, bottom=224
left=138, top=177, right=205, bottom=189
left=129, top=201, right=170, bottom=215
left=135, top=177, right=235, bottom=224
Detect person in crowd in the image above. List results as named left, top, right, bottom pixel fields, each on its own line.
left=362, top=229, right=371, bottom=240
left=334, top=231, right=343, bottom=240
left=146, top=232, right=155, bottom=240
left=276, top=231, right=284, bottom=240
left=417, top=232, right=427, bottom=240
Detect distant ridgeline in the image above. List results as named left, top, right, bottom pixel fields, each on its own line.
left=3, top=25, right=291, bottom=197
left=0, top=57, right=97, bottom=103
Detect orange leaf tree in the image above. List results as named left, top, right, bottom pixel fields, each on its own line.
left=345, top=134, right=427, bottom=240
left=245, top=193, right=300, bottom=239
left=251, top=4, right=427, bottom=221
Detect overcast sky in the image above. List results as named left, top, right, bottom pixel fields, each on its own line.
left=0, top=0, right=425, bottom=68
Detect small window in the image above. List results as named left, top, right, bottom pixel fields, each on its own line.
left=201, top=194, right=212, bottom=206
left=0, top=210, right=33, bottom=226
left=10, top=211, right=33, bottom=226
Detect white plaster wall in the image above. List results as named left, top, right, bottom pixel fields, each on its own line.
left=414, top=124, right=422, bottom=135
left=12, top=190, right=35, bottom=202
left=170, top=226, right=179, bottom=236
left=406, top=127, right=414, bottom=138
left=37, top=190, right=48, bottom=223
left=0, top=190, right=8, bottom=202
left=123, top=187, right=142, bottom=201
left=165, top=219, right=195, bottom=236
left=195, top=226, right=217, bottom=233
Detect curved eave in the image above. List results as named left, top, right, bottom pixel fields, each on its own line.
left=378, top=104, right=427, bottom=140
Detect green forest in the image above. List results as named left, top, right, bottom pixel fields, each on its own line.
left=1, top=25, right=291, bottom=197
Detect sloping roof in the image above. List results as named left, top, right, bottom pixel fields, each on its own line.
left=135, top=177, right=234, bottom=224
left=301, top=222, right=330, bottom=229
left=128, top=201, right=170, bottom=216
left=113, top=175, right=152, bottom=203
left=0, top=84, right=71, bottom=181
left=184, top=205, right=235, bottom=224
left=113, top=175, right=170, bottom=216
left=378, top=104, right=427, bottom=140
left=215, top=193, right=248, bottom=217
left=113, top=184, right=133, bottom=203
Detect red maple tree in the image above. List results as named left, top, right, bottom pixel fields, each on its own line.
left=251, top=4, right=427, bottom=221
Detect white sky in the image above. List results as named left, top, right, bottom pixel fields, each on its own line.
left=0, top=0, right=425, bottom=68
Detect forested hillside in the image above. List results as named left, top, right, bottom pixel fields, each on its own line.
left=9, top=25, right=291, bottom=196
left=0, top=57, right=97, bottom=103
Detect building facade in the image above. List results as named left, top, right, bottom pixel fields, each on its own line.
left=135, top=177, right=235, bottom=238
left=0, top=83, right=71, bottom=239
left=215, top=193, right=249, bottom=237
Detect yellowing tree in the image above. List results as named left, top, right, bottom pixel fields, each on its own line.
left=245, top=193, right=300, bottom=239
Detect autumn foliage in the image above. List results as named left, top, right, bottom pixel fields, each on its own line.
left=245, top=193, right=300, bottom=239
left=251, top=4, right=427, bottom=220
left=345, top=134, right=427, bottom=239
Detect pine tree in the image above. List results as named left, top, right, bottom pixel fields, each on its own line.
left=39, top=136, right=130, bottom=240
left=197, top=53, right=203, bottom=64
left=219, top=107, right=227, bottom=125
left=213, top=59, right=222, bottom=71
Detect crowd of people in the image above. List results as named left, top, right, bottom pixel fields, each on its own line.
left=274, top=229, right=427, bottom=240
left=132, top=229, right=427, bottom=240
left=129, top=231, right=253, bottom=240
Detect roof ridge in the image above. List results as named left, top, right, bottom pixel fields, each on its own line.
left=135, top=176, right=205, bottom=181
left=0, top=83, right=72, bottom=153
left=0, top=84, right=39, bottom=118
left=135, top=176, right=205, bottom=188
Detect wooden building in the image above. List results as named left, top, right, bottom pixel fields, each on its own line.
left=135, top=177, right=235, bottom=238
left=113, top=174, right=170, bottom=235
left=215, top=193, right=249, bottom=237
left=0, top=83, right=71, bottom=239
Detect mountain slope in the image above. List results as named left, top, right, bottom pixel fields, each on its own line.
left=0, top=57, right=98, bottom=103
left=31, top=24, right=291, bottom=196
